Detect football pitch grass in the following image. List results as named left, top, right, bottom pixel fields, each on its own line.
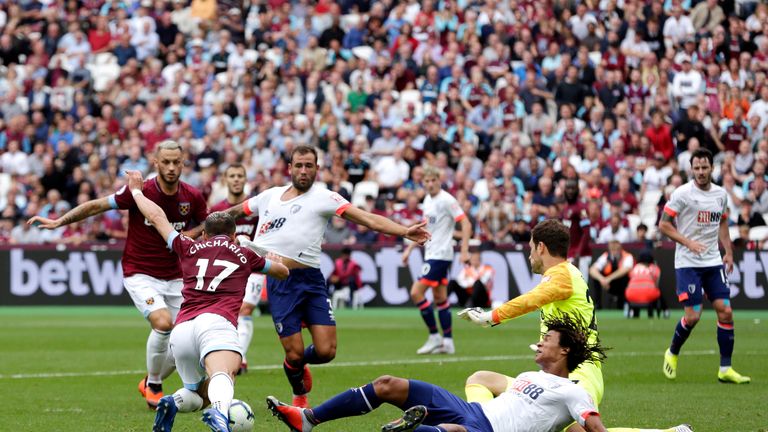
left=0, top=307, right=766, bottom=432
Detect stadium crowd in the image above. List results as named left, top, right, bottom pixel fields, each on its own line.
left=1, top=0, right=768, bottom=249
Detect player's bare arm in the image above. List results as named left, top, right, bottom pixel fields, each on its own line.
left=224, top=202, right=248, bottom=220
left=719, top=214, right=734, bottom=274
left=124, top=170, right=176, bottom=242
left=584, top=414, right=608, bottom=432
left=658, top=212, right=706, bottom=254
left=27, top=196, right=113, bottom=229
left=264, top=252, right=290, bottom=280
left=401, top=242, right=418, bottom=264
left=341, top=205, right=431, bottom=245
left=458, top=216, right=472, bottom=264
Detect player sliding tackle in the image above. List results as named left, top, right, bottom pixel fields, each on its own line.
left=459, top=219, right=692, bottom=432
left=268, top=314, right=690, bottom=432
left=123, top=170, right=289, bottom=432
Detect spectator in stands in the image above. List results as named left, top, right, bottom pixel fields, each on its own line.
left=597, top=213, right=632, bottom=244
left=737, top=199, right=767, bottom=228
left=448, top=250, right=494, bottom=308
left=589, top=238, right=635, bottom=312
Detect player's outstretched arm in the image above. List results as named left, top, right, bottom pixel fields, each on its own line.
left=341, top=206, right=431, bottom=245
left=27, top=196, right=113, bottom=229
left=124, top=170, right=175, bottom=242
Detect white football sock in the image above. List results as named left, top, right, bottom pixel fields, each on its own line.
left=147, top=329, right=171, bottom=384
left=173, top=388, right=204, bottom=413
left=237, top=316, right=253, bottom=364
left=208, top=372, right=234, bottom=417
left=160, top=347, right=176, bottom=380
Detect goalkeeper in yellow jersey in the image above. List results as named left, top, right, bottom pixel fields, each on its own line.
left=459, top=219, right=690, bottom=432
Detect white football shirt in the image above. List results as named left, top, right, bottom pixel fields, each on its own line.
left=663, top=181, right=728, bottom=269
left=243, top=184, right=351, bottom=268
left=423, top=190, right=465, bottom=261
left=481, top=371, right=598, bottom=432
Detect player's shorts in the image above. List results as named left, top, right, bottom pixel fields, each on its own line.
left=124, top=274, right=183, bottom=320
left=170, top=313, right=242, bottom=391
left=404, top=380, right=494, bottom=432
left=418, top=259, right=452, bottom=287
left=267, top=267, right=335, bottom=338
left=675, top=265, right=730, bottom=306
left=504, top=361, right=604, bottom=408
left=243, top=273, right=266, bottom=306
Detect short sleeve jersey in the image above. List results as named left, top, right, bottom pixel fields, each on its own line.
left=663, top=181, right=728, bottom=268
left=110, top=178, right=207, bottom=279
left=423, top=190, right=466, bottom=261
left=481, top=370, right=599, bottom=432
left=562, top=201, right=591, bottom=258
left=210, top=198, right=259, bottom=240
left=243, top=184, right=351, bottom=268
left=169, top=232, right=267, bottom=327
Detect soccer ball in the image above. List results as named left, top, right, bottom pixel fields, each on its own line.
left=229, top=399, right=255, bottom=432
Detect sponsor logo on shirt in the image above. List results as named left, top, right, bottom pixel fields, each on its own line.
left=257, top=217, right=287, bottom=236
left=696, top=210, right=722, bottom=224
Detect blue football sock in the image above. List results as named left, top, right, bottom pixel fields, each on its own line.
left=417, top=300, right=438, bottom=334
left=283, top=360, right=306, bottom=395
left=436, top=300, right=452, bottom=338
left=311, top=383, right=381, bottom=423
left=303, top=344, right=324, bottom=365
left=669, top=317, right=693, bottom=355
left=414, top=427, right=447, bottom=432
left=717, top=321, right=734, bottom=367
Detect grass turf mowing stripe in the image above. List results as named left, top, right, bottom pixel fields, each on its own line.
left=0, top=349, right=728, bottom=380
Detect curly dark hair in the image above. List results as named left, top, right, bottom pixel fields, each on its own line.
left=543, top=314, right=608, bottom=372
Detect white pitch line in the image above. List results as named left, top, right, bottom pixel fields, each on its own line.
left=0, top=349, right=731, bottom=380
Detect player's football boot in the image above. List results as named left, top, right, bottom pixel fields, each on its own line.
left=292, top=393, right=309, bottom=409
left=139, top=376, right=165, bottom=409
left=152, top=395, right=178, bottom=432
left=237, top=361, right=248, bottom=376
left=416, top=334, right=443, bottom=355
left=302, top=365, right=313, bottom=393
left=266, top=396, right=314, bottom=432
left=662, top=349, right=677, bottom=379
left=669, top=424, right=694, bottom=432
left=432, top=338, right=455, bottom=354
left=381, top=405, right=428, bottom=432
left=718, top=367, right=751, bottom=384
left=201, top=408, right=231, bottom=432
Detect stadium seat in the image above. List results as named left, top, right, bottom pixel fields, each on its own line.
left=748, top=226, right=768, bottom=241
left=331, top=287, right=351, bottom=310
left=351, top=181, right=379, bottom=208
left=729, top=226, right=741, bottom=240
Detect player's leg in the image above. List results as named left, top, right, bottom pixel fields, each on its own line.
left=412, top=260, right=443, bottom=354
left=153, top=321, right=206, bottom=432
left=430, top=260, right=454, bottom=354
left=196, top=313, right=244, bottom=432
left=267, top=271, right=314, bottom=406
left=125, top=274, right=174, bottom=408
left=664, top=268, right=704, bottom=379
left=159, top=279, right=184, bottom=381
left=464, top=371, right=513, bottom=402
left=238, top=274, right=264, bottom=374
left=705, top=266, right=750, bottom=383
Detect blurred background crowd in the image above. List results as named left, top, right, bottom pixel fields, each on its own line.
left=1, top=0, right=768, bottom=250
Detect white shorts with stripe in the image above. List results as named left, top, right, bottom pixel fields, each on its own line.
left=169, top=313, right=243, bottom=390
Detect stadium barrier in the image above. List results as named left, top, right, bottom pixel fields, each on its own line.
left=1, top=244, right=767, bottom=309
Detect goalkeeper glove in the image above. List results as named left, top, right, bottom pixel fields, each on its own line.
left=457, top=307, right=495, bottom=327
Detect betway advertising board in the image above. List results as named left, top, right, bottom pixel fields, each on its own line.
left=1, top=245, right=767, bottom=308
